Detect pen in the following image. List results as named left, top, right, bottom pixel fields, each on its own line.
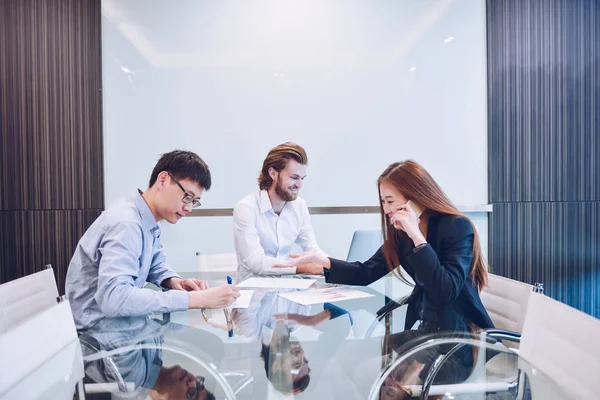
left=224, top=276, right=233, bottom=337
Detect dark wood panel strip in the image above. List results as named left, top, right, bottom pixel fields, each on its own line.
left=0, top=209, right=103, bottom=294
left=0, top=0, right=103, bottom=211
left=487, top=0, right=600, bottom=203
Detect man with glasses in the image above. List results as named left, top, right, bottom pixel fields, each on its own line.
left=66, top=150, right=239, bottom=331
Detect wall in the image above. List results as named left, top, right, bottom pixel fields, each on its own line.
left=487, top=0, right=600, bottom=317
left=100, top=0, right=490, bottom=269
left=0, top=0, right=103, bottom=293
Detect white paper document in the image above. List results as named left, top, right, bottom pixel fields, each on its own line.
left=231, top=290, right=254, bottom=309
left=237, top=277, right=316, bottom=290
left=278, top=287, right=374, bottom=305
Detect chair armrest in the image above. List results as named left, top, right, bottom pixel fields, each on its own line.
left=375, top=294, right=412, bottom=318
left=481, top=329, right=521, bottom=344
left=364, top=294, right=412, bottom=339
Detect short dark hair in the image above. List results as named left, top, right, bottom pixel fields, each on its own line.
left=258, top=142, right=308, bottom=190
left=148, top=150, right=212, bottom=190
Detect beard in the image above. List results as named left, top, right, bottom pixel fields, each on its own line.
left=274, top=181, right=298, bottom=201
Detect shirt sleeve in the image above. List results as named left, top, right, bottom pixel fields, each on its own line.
left=233, top=202, right=297, bottom=275
left=325, top=246, right=390, bottom=286
left=146, top=233, right=181, bottom=288
left=294, top=201, right=327, bottom=258
left=95, top=222, right=189, bottom=318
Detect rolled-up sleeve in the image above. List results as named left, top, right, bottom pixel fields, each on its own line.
left=95, top=222, right=189, bottom=317
left=233, top=203, right=296, bottom=275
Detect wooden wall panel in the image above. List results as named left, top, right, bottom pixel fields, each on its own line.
left=0, top=0, right=103, bottom=211
left=490, top=202, right=599, bottom=317
left=0, top=0, right=103, bottom=291
left=488, top=0, right=600, bottom=317
left=488, top=0, right=599, bottom=203
left=0, top=210, right=102, bottom=294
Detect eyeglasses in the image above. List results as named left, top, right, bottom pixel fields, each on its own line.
left=186, top=376, right=205, bottom=400
left=168, top=172, right=202, bottom=208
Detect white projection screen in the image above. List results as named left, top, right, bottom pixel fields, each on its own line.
left=101, top=0, right=489, bottom=269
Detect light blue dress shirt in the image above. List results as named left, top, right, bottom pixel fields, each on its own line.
left=66, top=190, right=189, bottom=330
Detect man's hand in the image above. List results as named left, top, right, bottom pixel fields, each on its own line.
left=295, top=262, right=324, bottom=275
left=273, top=251, right=331, bottom=271
left=163, top=277, right=209, bottom=291
left=189, top=284, right=240, bottom=309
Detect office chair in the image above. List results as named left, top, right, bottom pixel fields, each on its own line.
left=0, top=299, right=85, bottom=399
left=0, top=265, right=59, bottom=333
left=366, top=274, right=544, bottom=398
left=346, top=229, right=383, bottom=262
left=518, top=292, right=600, bottom=399
left=0, top=265, right=86, bottom=399
left=369, top=274, right=537, bottom=342
left=368, top=332, right=519, bottom=400
left=480, top=274, right=534, bottom=349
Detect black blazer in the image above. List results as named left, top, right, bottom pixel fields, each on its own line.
left=324, top=214, right=494, bottom=333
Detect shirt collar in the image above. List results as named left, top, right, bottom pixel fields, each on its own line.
left=259, top=189, right=298, bottom=214
left=259, top=190, right=273, bottom=214
left=133, top=189, right=161, bottom=234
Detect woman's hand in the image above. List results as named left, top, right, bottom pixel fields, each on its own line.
left=390, top=203, right=427, bottom=246
left=273, top=251, right=331, bottom=272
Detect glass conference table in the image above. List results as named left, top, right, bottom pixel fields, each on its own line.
left=78, top=271, right=569, bottom=400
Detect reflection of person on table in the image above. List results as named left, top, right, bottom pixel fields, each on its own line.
left=276, top=160, right=493, bottom=390
left=231, top=288, right=352, bottom=395
left=261, top=320, right=311, bottom=394
left=80, top=316, right=216, bottom=400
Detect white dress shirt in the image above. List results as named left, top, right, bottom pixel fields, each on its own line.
left=233, top=190, right=326, bottom=275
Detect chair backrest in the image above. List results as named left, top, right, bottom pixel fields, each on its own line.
left=346, top=229, right=383, bottom=262
left=519, top=292, right=600, bottom=399
left=195, top=252, right=238, bottom=272
left=480, top=273, right=533, bottom=334
left=0, top=266, right=59, bottom=334
left=0, top=300, right=84, bottom=399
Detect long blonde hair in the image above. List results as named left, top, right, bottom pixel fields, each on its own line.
left=378, top=160, right=488, bottom=291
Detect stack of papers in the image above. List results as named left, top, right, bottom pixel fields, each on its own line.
left=230, top=290, right=254, bottom=309
left=235, top=277, right=373, bottom=306
left=237, top=277, right=316, bottom=290
left=278, top=287, right=374, bottom=305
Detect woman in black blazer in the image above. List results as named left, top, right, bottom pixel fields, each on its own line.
left=277, top=160, right=494, bottom=395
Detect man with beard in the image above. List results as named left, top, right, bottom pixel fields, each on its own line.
left=233, top=142, right=326, bottom=275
